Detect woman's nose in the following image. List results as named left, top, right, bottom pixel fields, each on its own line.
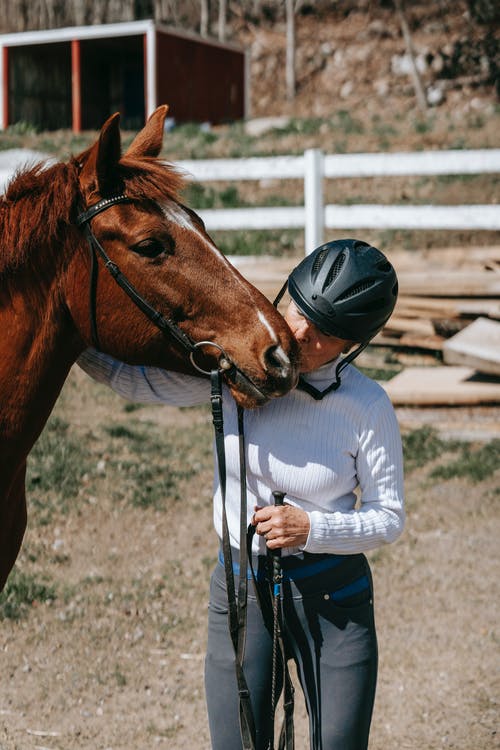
left=292, top=318, right=311, bottom=342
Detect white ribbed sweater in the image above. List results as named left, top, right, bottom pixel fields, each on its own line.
left=78, top=350, right=405, bottom=557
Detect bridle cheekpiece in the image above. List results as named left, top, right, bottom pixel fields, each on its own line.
left=75, top=194, right=232, bottom=374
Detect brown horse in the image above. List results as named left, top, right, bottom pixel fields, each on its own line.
left=0, top=106, right=299, bottom=591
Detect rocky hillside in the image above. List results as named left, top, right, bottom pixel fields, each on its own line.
left=236, top=2, right=498, bottom=123
left=0, top=1, right=497, bottom=125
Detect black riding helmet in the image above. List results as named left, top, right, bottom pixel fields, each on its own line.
left=274, top=239, right=398, bottom=398
left=287, top=238, right=398, bottom=343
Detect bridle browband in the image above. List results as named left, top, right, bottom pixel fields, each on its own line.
left=75, top=194, right=233, bottom=375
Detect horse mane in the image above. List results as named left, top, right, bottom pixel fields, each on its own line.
left=0, top=154, right=185, bottom=279
left=0, top=161, right=80, bottom=277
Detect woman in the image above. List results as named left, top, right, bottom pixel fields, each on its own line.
left=78, top=238, right=404, bottom=750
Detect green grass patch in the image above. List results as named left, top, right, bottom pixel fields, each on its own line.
left=182, top=182, right=246, bottom=209
left=123, top=402, right=144, bottom=413
left=402, top=426, right=459, bottom=472
left=212, top=228, right=302, bottom=256
left=271, top=117, right=325, bottom=136
left=357, top=365, right=401, bottom=381
left=103, top=416, right=212, bottom=509
left=0, top=569, right=56, bottom=620
left=331, top=110, right=365, bottom=135
left=431, top=439, right=500, bottom=483
left=183, top=182, right=294, bottom=211
left=413, top=115, right=436, bottom=134
left=26, top=416, right=93, bottom=524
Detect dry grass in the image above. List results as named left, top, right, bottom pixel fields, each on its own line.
left=0, top=366, right=498, bottom=749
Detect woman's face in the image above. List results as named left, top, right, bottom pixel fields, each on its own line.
left=284, top=301, right=352, bottom=373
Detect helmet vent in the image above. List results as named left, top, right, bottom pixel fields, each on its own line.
left=324, top=252, right=346, bottom=288
left=337, top=279, right=374, bottom=301
left=377, top=260, right=392, bottom=273
left=311, top=247, right=330, bottom=276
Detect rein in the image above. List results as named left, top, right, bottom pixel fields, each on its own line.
left=210, top=369, right=257, bottom=750
left=212, top=369, right=295, bottom=750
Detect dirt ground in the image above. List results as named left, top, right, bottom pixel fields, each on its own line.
left=1, top=351, right=499, bottom=750
left=1, top=2, right=499, bottom=746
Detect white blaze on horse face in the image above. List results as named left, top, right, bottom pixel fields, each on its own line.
left=161, top=201, right=279, bottom=344
left=257, top=310, right=278, bottom=344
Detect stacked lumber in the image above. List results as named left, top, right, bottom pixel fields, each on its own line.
left=233, top=246, right=500, bottom=407
left=376, top=245, right=500, bottom=354
left=379, top=247, right=500, bottom=406
left=382, top=366, right=500, bottom=406
left=443, top=317, right=500, bottom=376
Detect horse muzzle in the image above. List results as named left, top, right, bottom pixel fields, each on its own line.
left=226, top=345, right=298, bottom=407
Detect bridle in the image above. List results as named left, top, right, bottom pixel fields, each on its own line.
left=75, top=193, right=234, bottom=376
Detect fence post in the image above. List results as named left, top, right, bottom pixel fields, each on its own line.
left=304, top=148, right=324, bottom=254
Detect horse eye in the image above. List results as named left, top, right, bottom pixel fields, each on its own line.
left=131, top=237, right=173, bottom=258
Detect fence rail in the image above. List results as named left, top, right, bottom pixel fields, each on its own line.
left=177, top=148, right=500, bottom=253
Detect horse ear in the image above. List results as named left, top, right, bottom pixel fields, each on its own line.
left=124, top=105, right=169, bottom=158
left=79, top=112, right=122, bottom=196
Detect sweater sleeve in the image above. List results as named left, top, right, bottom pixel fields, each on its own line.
left=303, top=391, right=405, bottom=555
left=77, top=348, right=210, bottom=406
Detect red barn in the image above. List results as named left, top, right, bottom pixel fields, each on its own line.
left=0, top=20, right=248, bottom=131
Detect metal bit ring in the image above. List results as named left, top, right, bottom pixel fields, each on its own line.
left=189, top=341, right=233, bottom=375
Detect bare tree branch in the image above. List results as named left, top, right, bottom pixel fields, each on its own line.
left=286, top=0, right=296, bottom=101
left=394, top=0, right=428, bottom=114
left=200, top=0, right=210, bottom=37
left=218, top=0, right=226, bottom=42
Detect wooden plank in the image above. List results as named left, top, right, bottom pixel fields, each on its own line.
left=455, top=300, right=500, bottom=320
left=372, top=331, right=445, bottom=351
left=381, top=366, right=500, bottom=405
left=396, top=297, right=460, bottom=317
left=397, top=296, right=500, bottom=319
left=323, top=150, right=500, bottom=178
left=398, top=271, right=500, bottom=297
left=397, top=333, right=445, bottom=350
left=384, top=316, right=436, bottom=336
left=325, top=204, right=500, bottom=231
left=443, top=317, right=500, bottom=376
left=393, top=246, right=500, bottom=269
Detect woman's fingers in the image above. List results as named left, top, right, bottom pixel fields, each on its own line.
left=253, top=505, right=310, bottom=548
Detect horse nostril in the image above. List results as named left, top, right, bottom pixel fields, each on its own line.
left=264, top=345, right=292, bottom=379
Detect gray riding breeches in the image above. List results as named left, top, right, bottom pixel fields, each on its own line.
left=204, top=549, right=378, bottom=750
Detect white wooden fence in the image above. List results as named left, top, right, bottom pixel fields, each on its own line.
left=178, top=148, right=500, bottom=253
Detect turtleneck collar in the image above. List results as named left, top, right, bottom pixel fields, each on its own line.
left=300, top=356, right=342, bottom=384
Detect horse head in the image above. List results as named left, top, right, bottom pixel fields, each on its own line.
left=68, top=106, right=299, bottom=407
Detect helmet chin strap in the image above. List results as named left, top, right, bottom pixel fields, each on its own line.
left=273, top=280, right=288, bottom=308
left=296, top=341, right=370, bottom=400
left=335, top=340, right=369, bottom=379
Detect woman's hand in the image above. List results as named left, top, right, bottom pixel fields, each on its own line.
left=252, top=504, right=310, bottom=549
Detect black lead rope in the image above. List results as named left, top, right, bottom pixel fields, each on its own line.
left=247, top=505, right=295, bottom=750
left=211, top=371, right=294, bottom=750
left=268, top=492, right=295, bottom=750
left=211, top=369, right=256, bottom=750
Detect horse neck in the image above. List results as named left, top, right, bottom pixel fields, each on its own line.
left=0, top=277, right=83, bottom=466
